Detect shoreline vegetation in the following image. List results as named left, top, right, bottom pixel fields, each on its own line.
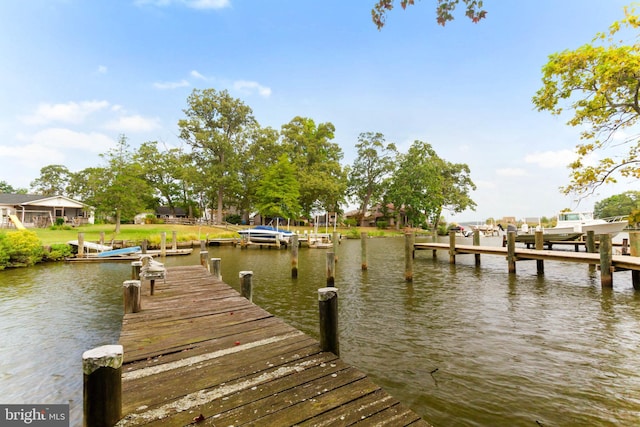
left=0, top=223, right=412, bottom=270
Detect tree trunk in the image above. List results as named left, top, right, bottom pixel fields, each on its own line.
left=217, top=186, right=223, bottom=224
left=115, top=210, right=121, bottom=233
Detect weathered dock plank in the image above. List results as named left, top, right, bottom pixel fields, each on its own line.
left=116, top=265, right=430, bottom=426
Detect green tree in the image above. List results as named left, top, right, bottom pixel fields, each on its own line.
left=347, top=132, right=398, bottom=226
left=532, top=7, right=640, bottom=198
left=593, top=191, right=640, bottom=219
left=30, top=164, right=71, bottom=196
left=0, top=181, right=16, bottom=193
left=281, top=116, right=347, bottom=218
left=178, top=88, right=256, bottom=224
left=134, top=141, right=183, bottom=214
left=432, top=159, right=476, bottom=230
left=255, top=154, right=301, bottom=221
left=372, top=0, right=487, bottom=29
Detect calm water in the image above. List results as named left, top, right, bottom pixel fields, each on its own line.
left=1, top=236, right=639, bottom=426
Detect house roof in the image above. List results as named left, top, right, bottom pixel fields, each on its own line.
left=0, top=193, right=90, bottom=208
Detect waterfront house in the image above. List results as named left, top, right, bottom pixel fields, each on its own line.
left=0, top=194, right=93, bottom=228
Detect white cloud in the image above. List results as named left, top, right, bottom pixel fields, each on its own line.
left=496, top=168, right=527, bottom=177
left=104, top=114, right=162, bottom=132
left=233, top=80, right=272, bottom=98
left=190, top=70, right=206, bottom=80
left=153, top=79, right=190, bottom=90
left=134, top=0, right=230, bottom=9
left=24, top=128, right=116, bottom=153
left=524, top=149, right=576, bottom=169
left=21, top=100, right=110, bottom=125
left=98, top=65, right=108, bottom=74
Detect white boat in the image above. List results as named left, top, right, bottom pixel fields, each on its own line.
left=237, top=226, right=295, bottom=244
left=551, top=211, right=628, bottom=237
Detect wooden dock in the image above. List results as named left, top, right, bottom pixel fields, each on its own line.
left=115, top=265, right=429, bottom=426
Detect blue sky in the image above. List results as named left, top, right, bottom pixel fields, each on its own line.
left=0, top=0, right=635, bottom=222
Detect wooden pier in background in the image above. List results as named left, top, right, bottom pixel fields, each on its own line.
left=114, top=265, right=429, bottom=426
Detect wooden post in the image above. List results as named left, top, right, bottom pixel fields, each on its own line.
left=141, top=239, right=147, bottom=254
left=290, top=234, right=299, bottom=278
left=621, top=238, right=628, bottom=256
left=599, top=233, right=613, bottom=288
left=448, top=230, right=456, bottom=264
left=586, top=230, right=596, bottom=273
left=326, top=252, right=335, bottom=286
left=83, top=344, right=122, bottom=427
left=473, top=229, right=480, bottom=266
left=200, top=251, right=208, bottom=270
left=360, top=232, right=368, bottom=270
left=210, top=257, right=222, bottom=280
left=160, top=232, right=166, bottom=257
left=240, top=271, right=253, bottom=302
left=332, top=231, right=340, bottom=262
left=318, top=287, right=339, bottom=356
left=535, top=230, right=544, bottom=274
left=131, top=261, right=142, bottom=280
left=405, top=232, right=413, bottom=281
left=99, top=231, right=105, bottom=247
left=123, top=280, right=141, bottom=313
left=172, top=231, right=177, bottom=251
left=78, top=232, right=85, bottom=258
left=200, top=240, right=206, bottom=251
left=630, top=232, right=640, bottom=290
left=507, top=231, right=516, bottom=274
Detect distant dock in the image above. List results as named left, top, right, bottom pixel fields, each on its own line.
left=104, top=264, right=430, bottom=426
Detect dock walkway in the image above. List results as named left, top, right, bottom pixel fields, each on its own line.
left=116, top=265, right=429, bottom=426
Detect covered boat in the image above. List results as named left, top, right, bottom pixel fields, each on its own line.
left=237, top=226, right=295, bottom=244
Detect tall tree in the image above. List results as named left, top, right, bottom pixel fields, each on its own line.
left=347, top=132, right=398, bottom=226
left=30, top=165, right=71, bottom=196
left=0, top=181, right=16, bottom=193
left=372, top=0, right=487, bottom=29
left=431, top=159, right=476, bottom=230
left=178, top=88, right=256, bottom=224
left=593, top=191, right=640, bottom=219
left=134, top=141, right=183, bottom=214
left=255, top=154, right=301, bottom=222
left=281, top=116, right=347, bottom=219
left=533, top=7, right=640, bottom=198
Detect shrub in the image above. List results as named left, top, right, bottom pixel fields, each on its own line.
left=4, top=230, right=44, bottom=267
left=0, top=232, right=10, bottom=270
left=343, top=218, right=357, bottom=227
left=376, top=221, right=388, bottom=230
left=345, top=228, right=361, bottom=239
left=225, top=214, right=242, bottom=225
left=55, top=217, right=65, bottom=226
left=43, top=243, right=73, bottom=261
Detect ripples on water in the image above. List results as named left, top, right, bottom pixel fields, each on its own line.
left=1, top=236, right=639, bottom=426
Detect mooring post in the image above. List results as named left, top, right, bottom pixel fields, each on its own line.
left=172, top=231, right=177, bottom=251
left=78, top=232, right=85, bottom=258
left=507, top=231, right=516, bottom=274
left=361, top=231, right=368, bottom=270
left=200, top=251, right=209, bottom=270
left=535, top=230, right=544, bottom=274
left=448, top=230, right=456, bottom=264
left=405, top=232, right=413, bottom=281
left=210, top=257, right=222, bottom=280
left=141, top=239, right=147, bottom=254
left=123, top=280, right=141, bottom=313
left=629, top=232, right=640, bottom=290
left=473, top=229, right=481, bottom=266
left=160, top=232, right=166, bottom=257
left=326, top=252, right=336, bottom=286
left=621, top=238, right=629, bottom=256
left=99, top=231, right=105, bottom=247
left=599, top=233, right=613, bottom=288
left=200, top=240, right=206, bottom=251
left=240, top=271, right=253, bottom=302
left=83, top=344, right=123, bottom=427
left=586, top=230, right=596, bottom=273
left=291, top=234, right=299, bottom=278
left=332, top=231, right=340, bottom=262
left=318, top=287, right=339, bottom=356
left=131, top=261, right=142, bottom=280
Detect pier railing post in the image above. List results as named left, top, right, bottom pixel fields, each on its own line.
left=240, top=271, right=253, bottom=302
left=448, top=230, right=456, bottom=264
left=405, top=232, right=413, bottom=281
left=326, top=252, right=335, bottom=286
left=200, top=251, right=209, bottom=271
left=318, top=287, right=339, bottom=356
left=535, top=230, right=544, bottom=274
left=361, top=232, right=368, bottom=270
left=599, top=233, right=613, bottom=288
left=210, top=258, right=222, bottom=280
left=83, top=344, right=123, bottom=427
left=507, top=231, right=516, bottom=274
left=291, top=234, right=299, bottom=278
left=123, top=280, right=141, bottom=313
left=131, top=261, right=142, bottom=280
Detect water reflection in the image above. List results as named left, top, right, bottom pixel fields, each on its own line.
left=0, top=237, right=639, bottom=426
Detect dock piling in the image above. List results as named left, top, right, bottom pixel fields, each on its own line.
left=599, top=234, right=613, bottom=288
left=405, top=232, right=414, bottom=281
left=291, top=234, right=299, bottom=278
left=361, top=232, right=368, bottom=270
left=507, top=231, right=516, bottom=274
left=326, top=252, right=335, bottom=286
left=83, top=344, right=122, bottom=427
left=449, top=231, right=456, bottom=264
left=239, top=271, right=253, bottom=302
left=123, top=280, right=141, bottom=313
left=200, top=250, right=209, bottom=270
left=630, top=232, right=640, bottom=290
left=160, top=232, right=166, bottom=257
left=210, top=257, right=222, bottom=280
left=473, top=229, right=480, bottom=266
left=131, top=261, right=142, bottom=280
left=318, top=287, right=339, bottom=356
left=535, top=230, right=544, bottom=274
